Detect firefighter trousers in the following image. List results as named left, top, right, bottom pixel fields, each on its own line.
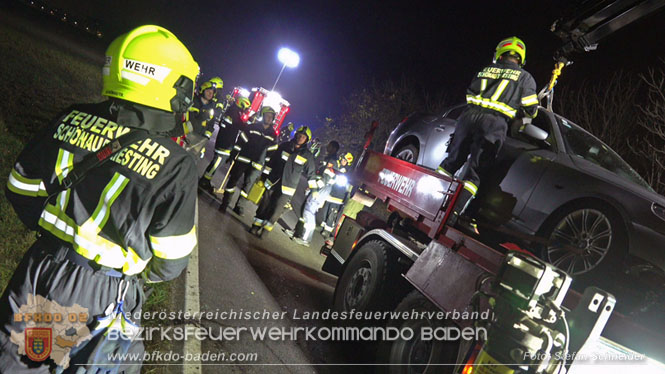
left=294, top=186, right=331, bottom=242
left=253, top=182, right=292, bottom=232
left=202, top=151, right=229, bottom=181
left=0, top=236, right=144, bottom=374
left=321, top=201, right=343, bottom=237
left=221, top=162, right=260, bottom=208
left=439, top=109, right=505, bottom=217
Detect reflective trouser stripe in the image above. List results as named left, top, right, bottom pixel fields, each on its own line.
left=437, top=166, right=452, bottom=177
left=233, top=145, right=242, bottom=151
left=215, top=148, right=231, bottom=156
left=225, top=187, right=236, bottom=193
left=263, top=222, right=274, bottom=231
left=204, top=156, right=223, bottom=179
left=240, top=190, right=248, bottom=198
left=150, top=226, right=197, bottom=260
left=463, top=180, right=478, bottom=196
left=267, top=144, right=279, bottom=151
left=237, top=156, right=251, bottom=163
left=252, top=218, right=264, bottom=226
left=251, top=162, right=262, bottom=170
left=7, top=168, right=48, bottom=197
left=326, top=196, right=344, bottom=204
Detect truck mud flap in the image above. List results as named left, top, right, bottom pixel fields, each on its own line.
left=405, top=241, right=491, bottom=328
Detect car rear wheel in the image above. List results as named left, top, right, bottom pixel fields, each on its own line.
left=394, top=144, right=419, bottom=164
left=539, top=202, right=627, bottom=277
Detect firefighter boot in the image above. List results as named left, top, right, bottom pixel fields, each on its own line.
left=219, top=192, right=232, bottom=212
left=198, top=176, right=214, bottom=194
left=448, top=188, right=475, bottom=227
left=248, top=221, right=264, bottom=238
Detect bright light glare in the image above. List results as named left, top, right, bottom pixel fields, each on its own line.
left=262, top=91, right=284, bottom=111
left=278, top=48, right=300, bottom=68
left=336, top=175, right=348, bottom=187
left=238, top=88, right=250, bottom=98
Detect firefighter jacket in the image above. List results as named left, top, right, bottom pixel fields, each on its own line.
left=231, top=122, right=277, bottom=171
left=188, top=95, right=223, bottom=138
left=465, top=60, right=538, bottom=120
left=263, top=140, right=317, bottom=196
left=5, top=101, right=197, bottom=282
left=215, top=104, right=245, bottom=154
left=327, top=161, right=352, bottom=204
left=315, top=153, right=339, bottom=189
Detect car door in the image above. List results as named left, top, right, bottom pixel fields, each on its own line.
left=475, top=109, right=559, bottom=226
left=421, top=105, right=465, bottom=169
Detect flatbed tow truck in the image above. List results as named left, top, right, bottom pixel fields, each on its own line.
left=321, top=144, right=664, bottom=373
left=319, top=3, right=665, bottom=372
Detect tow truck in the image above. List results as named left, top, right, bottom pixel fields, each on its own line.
left=319, top=1, right=665, bottom=372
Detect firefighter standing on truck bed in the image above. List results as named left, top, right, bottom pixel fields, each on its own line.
left=437, top=36, right=538, bottom=228
left=249, top=126, right=318, bottom=238
left=0, top=25, right=199, bottom=373
left=199, top=96, right=251, bottom=193
left=220, top=106, right=278, bottom=215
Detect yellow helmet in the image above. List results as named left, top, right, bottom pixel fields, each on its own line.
left=102, top=25, right=200, bottom=113
left=494, top=36, right=526, bottom=66
left=236, top=97, right=251, bottom=110
left=200, top=76, right=223, bottom=93
left=294, top=125, right=312, bottom=143
left=261, top=106, right=276, bottom=116
left=341, top=152, right=354, bottom=165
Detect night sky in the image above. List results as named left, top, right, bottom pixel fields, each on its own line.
left=44, top=0, right=665, bottom=126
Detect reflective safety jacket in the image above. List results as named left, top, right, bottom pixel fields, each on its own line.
left=263, top=141, right=317, bottom=196
left=231, top=123, right=277, bottom=171
left=214, top=104, right=245, bottom=154
left=5, top=101, right=197, bottom=281
left=465, top=60, right=538, bottom=119
left=188, top=95, right=224, bottom=138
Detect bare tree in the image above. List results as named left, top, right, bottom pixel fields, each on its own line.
left=555, top=70, right=641, bottom=157
left=635, top=63, right=665, bottom=193
left=317, top=77, right=452, bottom=156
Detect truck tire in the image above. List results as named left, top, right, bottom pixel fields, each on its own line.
left=376, top=290, right=459, bottom=374
left=333, top=240, right=399, bottom=312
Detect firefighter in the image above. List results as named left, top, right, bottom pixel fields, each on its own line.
left=437, top=36, right=538, bottom=227
left=199, top=95, right=251, bottom=193
left=220, top=106, right=277, bottom=215
left=249, top=126, right=317, bottom=238
left=278, top=122, right=295, bottom=143
left=320, top=152, right=354, bottom=239
left=189, top=76, right=224, bottom=139
left=287, top=140, right=340, bottom=245
left=0, top=25, right=199, bottom=372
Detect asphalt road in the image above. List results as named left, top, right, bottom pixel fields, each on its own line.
left=192, top=140, right=374, bottom=373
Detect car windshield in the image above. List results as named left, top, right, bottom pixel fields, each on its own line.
left=558, top=118, right=653, bottom=191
